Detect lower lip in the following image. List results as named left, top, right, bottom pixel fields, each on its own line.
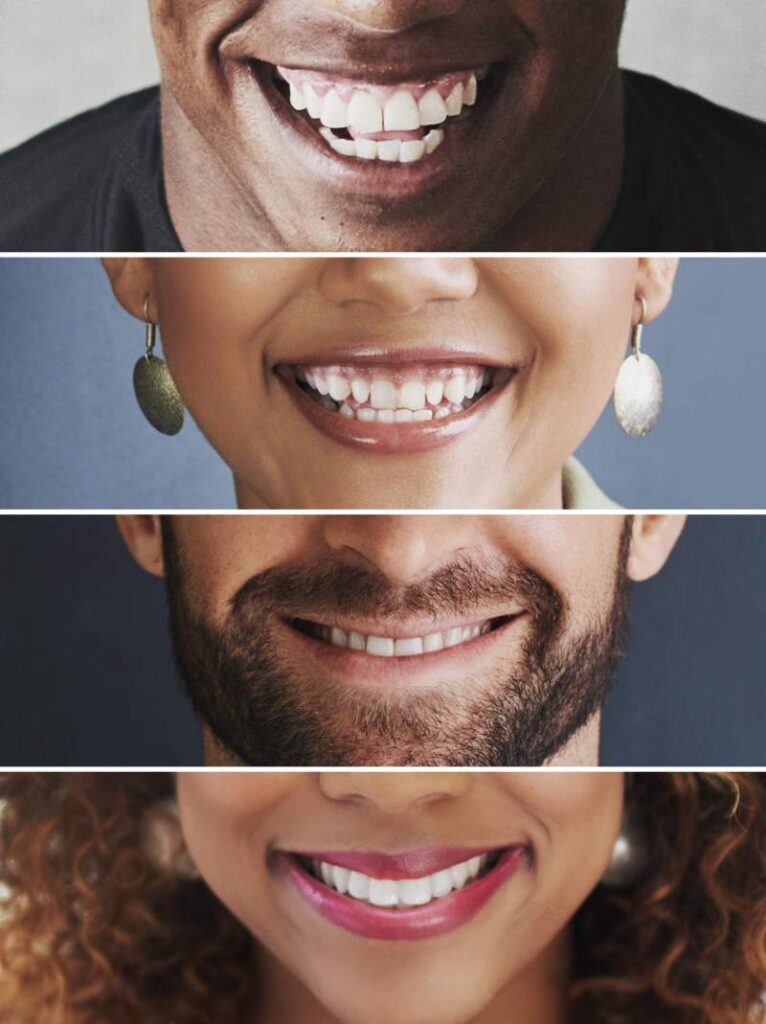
left=279, top=847, right=527, bottom=941
left=279, top=374, right=509, bottom=455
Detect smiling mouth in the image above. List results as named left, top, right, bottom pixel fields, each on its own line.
left=281, top=362, right=513, bottom=425
left=289, top=614, right=516, bottom=657
left=301, top=850, right=502, bottom=908
left=265, top=62, right=497, bottom=165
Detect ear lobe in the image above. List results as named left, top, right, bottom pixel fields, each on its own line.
left=626, top=515, right=686, bottom=582
left=101, top=258, right=158, bottom=321
left=116, top=515, right=166, bottom=577
left=635, top=257, right=680, bottom=323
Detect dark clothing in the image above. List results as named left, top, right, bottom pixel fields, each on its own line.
left=0, top=72, right=764, bottom=252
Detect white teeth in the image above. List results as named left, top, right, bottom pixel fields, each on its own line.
left=289, top=83, right=307, bottom=111
left=298, top=365, right=495, bottom=422
left=425, top=380, right=444, bottom=406
left=377, top=139, right=401, bottom=162
left=445, top=82, right=464, bottom=116
left=444, top=377, right=466, bottom=405
left=418, top=88, right=448, bottom=125
left=394, top=636, right=424, bottom=657
left=350, top=378, right=370, bottom=404
left=320, top=88, right=349, bottom=129
left=398, top=382, right=425, bottom=410
left=399, top=139, right=426, bottom=164
left=348, top=90, right=384, bottom=134
left=384, top=90, right=421, bottom=131
left=312, top=852, right=491, bottom=908
left=328, top=374, right=351, bottom=402
left=283, top=68, right=477, bottom=163
left=368, top=878, right=400, bottom=908
left=304, top=83, right=323, bottom=119
left=370, top=380, right=397, bottom=409
left=424, top=128, right=445, bottom=154
left=348, top=871, right=371, bottom=900
left=366, top=635, right=395, bottom=657
left=322, top=620, right=490, bottom=657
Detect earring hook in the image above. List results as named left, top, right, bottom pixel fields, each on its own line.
left=631, top=294, right=648, bottom=359
left=143, top=295, right=156, bottom=358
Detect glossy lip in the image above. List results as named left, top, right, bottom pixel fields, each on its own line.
left=278, top=845, right=528, bottom=941
left=235, top=58, right=509, bottom=201
left=280, top=612, right=525, bottom=688
left=275, top=349, right=517, bottom=455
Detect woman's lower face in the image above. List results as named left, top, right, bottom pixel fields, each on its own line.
left=177, top=772, right=624, bottom=1024
left=149, top=257, right=640, bottom=509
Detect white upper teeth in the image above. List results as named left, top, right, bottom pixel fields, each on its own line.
left=277, top=67, right=481, bottom=164
left=318, top=621, right=490, bottom=656
left=296, top=364, right=496, bottom=424
left=314, top=853, right=488, bottom=907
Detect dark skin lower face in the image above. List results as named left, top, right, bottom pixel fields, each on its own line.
left=150, top=0, right=627, bottom=252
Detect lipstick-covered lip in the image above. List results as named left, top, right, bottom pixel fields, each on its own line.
left=276, top=845, right=528, bottom=941
left=274, top=349, right=517, bottom=455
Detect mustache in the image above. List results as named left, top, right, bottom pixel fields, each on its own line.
left=224, top=551, right=565, bottom=632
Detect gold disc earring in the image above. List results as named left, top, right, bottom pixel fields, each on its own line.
left=133, top=296, right=185, bottom=436
left=613, top=294, right=663, bottom=438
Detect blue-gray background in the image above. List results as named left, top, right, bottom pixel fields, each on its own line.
left=0, top=514, right=762, bottom=767
left=0, top=257, right=764, bottom=510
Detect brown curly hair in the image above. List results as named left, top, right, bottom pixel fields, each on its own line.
left=0, top=773, right=764, bottom=1024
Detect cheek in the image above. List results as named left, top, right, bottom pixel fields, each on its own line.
left=172, top=516, right=320, bottom=618
left=490, top=516, right=625, bottom=625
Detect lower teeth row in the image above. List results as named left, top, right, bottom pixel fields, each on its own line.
left=305, top=388, right=490, bottom=422
left=319, top=127, right=445, bottom=163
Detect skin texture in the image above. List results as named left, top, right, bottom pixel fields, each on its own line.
left=149, top=0, right=627, bottom=251
left=117, top=514, right=685, bottom=765
left=103, top=256, right=678, bottom=510
left=176, top=771, right=625, bottom=1024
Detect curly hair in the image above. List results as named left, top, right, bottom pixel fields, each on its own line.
left=0, top=773, right=764, bottom=1024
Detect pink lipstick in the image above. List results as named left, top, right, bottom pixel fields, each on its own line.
left=278, top=845, right=528, bottom=941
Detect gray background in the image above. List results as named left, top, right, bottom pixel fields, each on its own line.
left=0, top=257, right=764, bottom=510
left=1, top=0, right=765, bottom=152
left=0, top=514, right=762, bottom=767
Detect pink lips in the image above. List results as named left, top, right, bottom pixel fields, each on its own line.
left=279, top=845, right=527, bottom=941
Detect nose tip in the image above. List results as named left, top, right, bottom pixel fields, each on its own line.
left=318, top=258, right=478, bottom=316
left=321, top=0, right=466, bottom=33
left=318, top=772, right=474, bottom=811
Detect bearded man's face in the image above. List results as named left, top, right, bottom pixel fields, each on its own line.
left=158, top=515, right=631, bottom=765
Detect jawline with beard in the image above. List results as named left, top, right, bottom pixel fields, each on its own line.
left=161, top=520, right=631, bottom=766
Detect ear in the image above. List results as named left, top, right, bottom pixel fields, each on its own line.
left=116, top=515, right=166, bottom=578
left=101, top=258, right=160, bottom=321
left=634, top=257, right=680, bottom=324
left=626, top=515, right=686, bottom=582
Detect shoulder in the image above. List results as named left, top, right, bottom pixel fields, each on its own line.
left=0, top=88, right=160, bottom=251
left=624, top=70, right=766, bottom=153
left=619, top=71, right=766, bottom=248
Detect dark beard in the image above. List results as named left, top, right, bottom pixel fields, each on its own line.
left=162, top=522, right=630, bottom=766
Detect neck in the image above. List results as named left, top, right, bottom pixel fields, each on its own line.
left=161, top=71, right=623, bottom=252
left=545, top=714, right=601, bottom=766
left=250, top=929, right=572, bottom=1024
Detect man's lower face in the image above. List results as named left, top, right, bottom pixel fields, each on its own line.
left=154, top=1, right=626, bottom=249
left=162, top=527, right=630, bottom=766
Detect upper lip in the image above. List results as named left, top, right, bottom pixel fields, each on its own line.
left=276, top=345, right=512, bottom=370
left=283, top=846, right=511, bottom=879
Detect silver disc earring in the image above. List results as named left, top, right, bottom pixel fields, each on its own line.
left=601, top=805, right=649, bottom=889
left=133, top=296, right=185, bottom=435
left=613, top=295, right=663, bottom=438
